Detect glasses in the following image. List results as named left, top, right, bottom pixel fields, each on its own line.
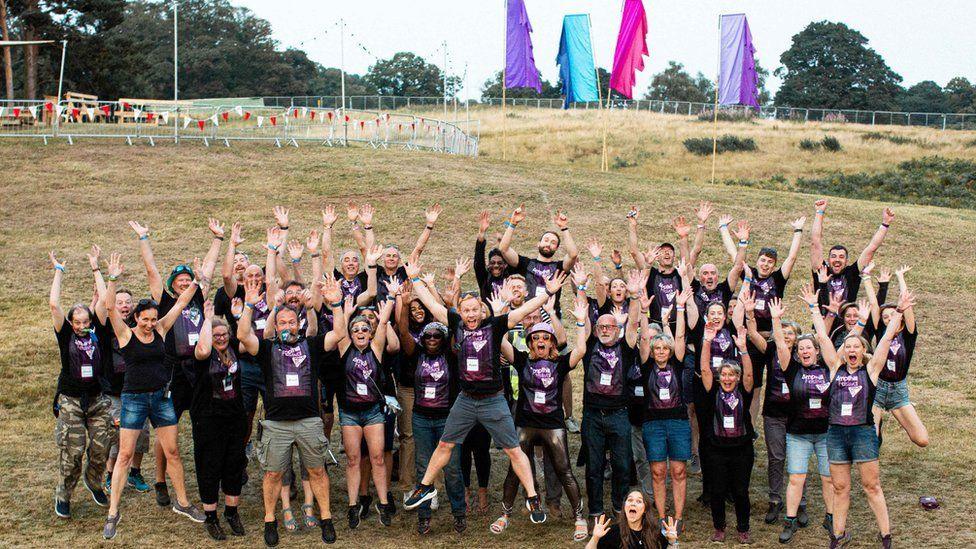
left=284, top=289, right=302, bottom=296
left=421, top=332, right=445, bottom=340
left=596, top=324, right=617, bottom=330
left=351, top=326, right=372, bottom=334
left=172, top=265, right=192, bottom=275
left=213, top=333, right=230, bottom=339
left=460, top=291, right=480, bottom=299
left=137, top=298, right=158, bottom=307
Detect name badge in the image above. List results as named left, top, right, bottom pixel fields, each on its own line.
left=659, top=388, right=671, bottom=401
left=223, top=376, right=234, bottom=392
left=723, top=415, right=735, bottom=429
left=188, top=332, right=200, bottom=346
left=809, top=398, right=821, bottom=410
left=286, top=373, right=299, bottom=387
left=755, top=299, right=766, bottom=311
left=600, top=372, right=612, bottom=386
left=782, top=383, right=790, bottom=395
left=80, top=365, right=93, bottom=379
left=534, top=391, right=546, bottom=405
left=711, top=356, right=722, bottom=369
left=841, top=403, right=853, bottom=416
left=535, top=286, right=548, bottom=297
left=886, top=359, right=896, bottom=371
left=466, top=358, right=480, bottom=372
left=424, top=386, right=436, bottom=399
left=356, top=383, right=368, bottom=396
left=633, top=386, right=644, bottom=397
left=255, top=318, right=267, bottom=330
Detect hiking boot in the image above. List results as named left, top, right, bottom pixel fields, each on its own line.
left=526, top=495, right=547, bottom=524
left=226, top=511, right=246, bottom=536
left=173, top=502, right=206, bottom=522
left=321, top=519, right=337, bottom=544
left=348, top=504, right=361, bottom=529
left=205, top=517, right=227, bottom=541
left=765, top=501, right=783, bottom=524
left=453, top=515, right=467, bottom=534
left=154, top=482, right=171, bottom=507
left=103, top=513, right=120, bottom=539
left=263, top=520, right=279, bottom=547
left=403, top=484, right=437, bottom=510
left=127, top=471, right=151, bottom=492
left=711, top=528, right=726, bottom=543
left=779, top=517, right=798, bottom=544
left=55, top=498, right=71, bottom=519
left=738, top=530, right=753, bottom=544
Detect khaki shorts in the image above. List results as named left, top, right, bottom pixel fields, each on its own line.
left=258, top=416, right=329, bottom=473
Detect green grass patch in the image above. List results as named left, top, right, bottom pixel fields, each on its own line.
left=684, top=134, right=757, bottom=156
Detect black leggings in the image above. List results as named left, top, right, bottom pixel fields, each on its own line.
left=191, top=414, right=248, bottom=504
left=501, top=427, right=582, bottom=518
left=461, top=423, right=491, bottom=488
left=705, top=445, right=754, bottom=533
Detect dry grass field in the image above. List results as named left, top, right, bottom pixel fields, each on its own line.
left=0, top=118, right=974, bottom=548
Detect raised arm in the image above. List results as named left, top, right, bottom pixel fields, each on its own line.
left=197, top=218, right=224, bottom=296
left=895, top=265, right=915, bottom=332
left=158, top=278, right=199, bottom=336
left=780, top=217, right=806, bottom=278
left=857, top=208, right=894, bottom=270
left=626, top=206, right=648, bottom=270
left=543, top=295, right=566, bottom=346
left=624, top=269, right=644, bottom=348
left=286, top=240, right=306, bottom=286
left=359, top=245, right=382, bottom=306
left=586, top=239, right=608, bottom=306
left=569, top=299, right=589, bottom=367
left=508, top=271, right=568, bottom=328
left=809, top=199, right=827, bottom=271
left=104, top=253, right=132, bottom=346
left=734, top=330, right=754, bottom=392
left=404, top=261, right=448, bottom=324
left=49, top=251, right=66, bottom=331
left=357, top=203, right=377, bottom=254
left=409, top=204, right=442, bottom=260
left=862, top=263, right=881, bottom=326
left=194, top=300, right=215, bottom=360
left=553, top=210, right=579, bottom=272
left=700, top=325, right=717, bottom=391
left=222, top=222, right=245, bottom=297
left=799, top=282, right=840, bottom=371
left=717, top=214, right=737, bottom=262
left=396, top=288, right=416, bottom=356
left=689, top=201, right=713, bottom=268
left=272, top=206, right=291, bottom=277
left=308, top=230, right=323, bottom=310
left=768, top=298, right=791, bottom=370
left=321, top=274, right=347, bottom=351
left=237, top=277, right=264, bottom=356
left=673, top=287, right=691, bottom=362
left=129, top=220, right=163, bottom=302
left=867, top=293, right=912, bottom=381
left=321, top=205, right=338, bottom=275
left=265, top=226, right=284, bottom=302
left=86, top=245, right=108, bottom=323
left=371, top=298, right=395, bottom=358
left=741, top=292, right=766, bottom=351
left=672, top=215, right=692, bottom=266
left=497, top=204, right=525, bottom=267
left=474, top=210, right=491, bottom=289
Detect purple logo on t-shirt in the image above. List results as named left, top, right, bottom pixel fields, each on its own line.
left=752, top=277, right=777, bottom=319
left=829, top=369, right=869, bottom=425
left=880, top=333, right=907, bottom=382
left=272, top=340, right=312, bottom=398
left=767, top=355, right=791, bottom=404
left=714, top=388, right=746, bottom=438
left=344, top=349, right=380, bottom=405
left=209, top=349, right=239, bottom=400
left=586, top=344, right=623, bottom=397
left=415, top=353, right=450, bottom=409
left=173, top=304, right=204, bottom=358
left=648, top=364, right=681, bottom=410
left=828, top=276, right=848, bottom=302
left=655, top=277, right=678, bottom=310
left=69, top=333, right=100, bottom=381
left=522, top=359, right=560, bottom=415
left=794, top=367, right=830, bottom=419
left=458, top=325, right=494, bottom=383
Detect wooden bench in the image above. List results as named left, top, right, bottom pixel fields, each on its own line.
left=64, top=91, right=104, bottom=122
left=116, top=98, right=194, bottom=125
left=0, top=104, right=37, bottom=128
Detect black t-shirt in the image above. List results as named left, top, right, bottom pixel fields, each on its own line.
left=120, top=330, right=170, bottom=393
left=448, top=309, right=510, bottom=396
left=596, top=524, right=667, bottom=549
left=376, top=266, right=407, bottom=303
left=407, top=349, right=459, bottom=419
left=190, top=340, right=245, bottom=418
left=582, top=334, right=636, bottom=410
left=159, top=288, right=206, bottom=386
left=640, top=357, right=688, bottom=421
left=101, top=318, right=133, bottom=396
left=252, top=336, right=327, bottom=421
left=327, top=345, right=393, bottom=412
left=691, top=278, right=733, bottom=312
left=689, top=321, right=742, bottom=406
left=646, top=267, right=682, bottom=323
left=512, top=349, right=571, bottom=429
left=762, top=344, right=792, bottom=419
left=55, top=318, right=109, bottom=397
left=474, top=239, right=509, bottom=298
left=877, top=322, right=918, bottom=383
left=334, top=269, right=369, bottom=302
left=515, top=254, right=564, bottom=316
left=745, top=267, right=788, bottom=332
left=214, top=284, right=272, bottom=340
left=703, top=382, right=754, bottom=448
left=814, top=262, right=861, bottom=310
left=785, top=362, right=831, bottom=435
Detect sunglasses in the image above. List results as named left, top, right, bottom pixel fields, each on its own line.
left=356, top=306, right=378, bottom=313
left=351, top=325, right=372, bottom=334
left=421, top=332, right=445, bottom=340
left=460, top=291, right=480, bottom=299
left=137, top=298, right=158, bottom=307
left=172, top=265, right=192, bottom=275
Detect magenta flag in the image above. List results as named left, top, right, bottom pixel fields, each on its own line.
left=718, top=14, right=759, bottom=107
left=609, top=0, right=649, bottom=99
left=505, top=0, right=542, bottom=92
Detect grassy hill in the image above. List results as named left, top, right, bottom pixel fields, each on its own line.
left=0, top=138, right=974, bottom=547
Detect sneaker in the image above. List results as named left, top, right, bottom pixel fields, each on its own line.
left=320, top=519, right=337, bottom=544
left=173, top=502, right=206, bottom=523
left=779, top=517, right=798, bottom=544
left=797, top=505, right=809, bottom=528
left=453, top=515, right=467, bottom=533
left=154, top=482, right=171, bottom=507
left=829, top=531, right=852, bottom=548
left=206, top=518, right=227, bottom=541
left=765, top=501, right=783, bottom=524
left=127, top=471, right=151, bottom=493
left=83, top=475, right=109, bottom=508
left=565, top=416, right=581, bottom=434
left=822, top=513, right=834, bottom=535
left=54, top=498, right=70, bottom=519
left=879, top=534, right=892, bottom=549
left=103, top=513, right=121, bottom=539
left=359, top=495, right=373, bottom=519
left=378, top=502, right=394, bottom=527
left=689, top=454, right=702, bottom=475
left=386, top=491, right=397, bottom=516
left=403, top=484, right=437, bottom=510
left=710, top=528, right=726, bottom=543
left=417, top=517, right=432, bottom=535
left=226, top=512, right=246, bottom=536
left=526, top=495, right=547, bottom=524
left=264, top=520, right=279, bottom=547
left=738, top=531, right=753, bottom=544
left=348, top=504, right=361, bottom=529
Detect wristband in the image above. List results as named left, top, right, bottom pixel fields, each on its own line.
left=738, top=239, right=749, bottom=246
left=826, top=311, right=837, bottom=318
left=896, top=307, right=905, bottom=313
left=575, top=322, right=585, bottom=327
left=676, top=306, right=686, bottom=311
left=54, top=264, right=65, bottom=273
left=139, top=235, right=149, bottom=241
left=272, top=306, right=281, bottom=313
left=816, top=210, right=825, bottom=215
left=311, top=253, right=321, bottom=258
left=279, top=225, right=289, bottom=230
left=881, top=223, right=890, bottom=229
left=232, top=313, right=241, bottom=320
left=245, top=302, right=256, bottom=309
left=108, top=275, right=118, bottom=281
left=592, top=256, right=602, bottom=262
left=743, top=276, right=753, bottom=283
left=614, top=263, right=623, bottom=270
left=425, top=225, right=434, bottom=230
left=560, top=227, right=569, bottom=232
left=793, top=229, right=803, bottom=233
left=410, top=277, right=421, bottom=283
left=719, top=223, right=728, bottom=229
left=331, top=301, right=343, bottom=308
left=697, top=224, right=705, bottom=229
left=268, top=244, right=279, bottom=251
left=808, top=303, right=816, bottom=309
left=92, top=268, right=100, bottom=272
left=363, top=225, right=373, bottom=230
left=503, top=220, right=515, bottom=229
left=214, top=236, right=224, bottom=241
left=367, top=264, right=378, bottom=269
left=291, top=258, right=301, bottom=264
left=577, top=285, right=587, bottom=292
left=545, top=288, right=556, bottom=297
left=856, top=320, right=866, bottom=327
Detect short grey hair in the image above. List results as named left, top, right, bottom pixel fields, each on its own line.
left=719, top=361, right=742, bottom=377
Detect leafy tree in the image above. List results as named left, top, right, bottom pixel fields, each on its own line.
left=479, top=69, right=561, bottom=100
left=899, top=80, right=948, bottom=113
left=643, top=61, right=712, bottom=103
left=774, top=21, right=903, bottom=110
left=944, top=77, right=976, bottom=113
left=365, top=52, right=460, bottom=97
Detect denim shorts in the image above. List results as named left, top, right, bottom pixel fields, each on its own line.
left=874, top=379, right=911, bottom=411
left=338, top=403, right=386, bottom=428
left=120, top=388, right=178, bottom=430
left=786, top=432, right=830, bottom=477
left=827, top=424, right=879, bottom=464
left=642, top=418, right=692, bottom=462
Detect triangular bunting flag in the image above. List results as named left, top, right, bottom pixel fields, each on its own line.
left=12, top=107, right=20, bottom=117
left=133, top=108, right=142, bottom=119
left=161, top=111, right=170, bottom=124
left=234, top=105, right=243, bottom=116
left=243, top=112, right=252, bottom=121
left=85, top=107, right=94, bottom=120
left=210, top=114, right=219, bottom=127
left=71, top=108, right=80, bottom=120
left=300, top=107, right=307, bottom=118
left=257, top=116, right=264, bottom=127
left=100, top=105, right=111, bottom=116
left=121, top=101, right=130, bottom=110
left=222, top=112, right=229, bottom=122
left=359, top=120, right=365, bottom=130
left=198, top=120, right=206, bottom=130
left=270, top=116, right=277, bottom=126
left=310, top=110, right=316, bottom=120
left=327, top=111, right=334, bottom=121
left=45, top=101, right=54, bottom=112
left=183, top=117, right=192, bottom=129
left=55, top=105, right=65, bottom=117
left=0, top=107, right=5, bottom=117
left=146, top=112, right=155, bottom=122
left=28, top=105, right=38, bottom=118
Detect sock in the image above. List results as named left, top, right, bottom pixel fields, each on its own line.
left=205, top=510, right=218, bottom=523
left=321, top=518, right=334, bottom=528
left=786, top=516, right=796, bottom=520
left=131, top=467, right=141, bottom=476
left=224, top=505, right=238, bottom=517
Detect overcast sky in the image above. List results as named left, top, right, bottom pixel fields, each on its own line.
left=233, top=0, right=975, bottom=100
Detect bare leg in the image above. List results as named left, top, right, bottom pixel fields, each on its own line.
left=670, top=461, right=687, bottom=520
left=420, top=441, right=456, bottom=485
left=153, top=437, right=166, bottom=484
left=820, top=476, right=834, bottom=514
left=651, top=462, right=667, bottom=518
left=263, top=471, right=283, bottom=522
left=156, top=425, right=190, bottom=507
left=363, top=423, right=389, bottom=505
left=891, top=404, right=929, bottom=448
left=307, top=467, right=333, bottom=519
left=785, top=473, right=807, bottom=516
left=858, top=461, right=890, bottom=536
left=341, top=426, right=365, bottom=504
left=829, top=463, right=851, bottom=538
left=108, top=429, right=141, bottom=516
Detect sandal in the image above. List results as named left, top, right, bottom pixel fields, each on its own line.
left=301, top=504, right=319, bottom=528
left=489, top=514, right=509, bottom=534
left=573, top=518, right=588, bottom=542
left=477, top=488, right=489, bottom=514
left=282, top=507, right=298, bottom=532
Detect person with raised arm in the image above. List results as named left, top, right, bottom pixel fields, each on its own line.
left=585, top=492, right=679, bottom=549
left=238, top=274, right=346, bottom=546
left=799, top=282, right=909, bottom=549
left=626, top=207, right=682, bottom=326
left=373, top=204, right=441, bottom=303
left=474, top=210, right=514, bottom=298
left=699, top=315, right=756, bottom=544
left=325, top=203, right=374, bottom=306
left=810, top=199, right=894, bottom=308
left=102, top=253, right=206, bottom=538
left=402, top=260, right=568, bottom=526
left=497, top=204, right=579, bottom=317
left=872, top=266, right=928, bottom=448
left=49, top=250, right=114, bottom=519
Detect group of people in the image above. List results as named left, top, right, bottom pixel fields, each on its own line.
left=47, top=198, right=927, bottom=548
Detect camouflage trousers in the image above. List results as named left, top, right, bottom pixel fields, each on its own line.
left=54, top=394, right=113, bottom=502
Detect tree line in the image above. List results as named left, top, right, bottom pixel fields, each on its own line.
left=0, top=1, right=972, bottom=114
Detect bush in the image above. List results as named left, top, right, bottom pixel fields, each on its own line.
left=861, top=132, right=930, bottom=147
left=822, top=112, right=848, bottom=123
left=684, top=134, right=758, bottom=156
left=612, top=156, right=637, bottom=169
left=798, top=139, right=820, bottom=151
left=821, top=136, right=842, bottom=151
left=696, top=108, right=757, bottom=123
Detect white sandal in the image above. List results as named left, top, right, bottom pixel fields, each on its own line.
left=573, top=518, right=588, bottom=542
left=490, top=514, right=510, bottom=534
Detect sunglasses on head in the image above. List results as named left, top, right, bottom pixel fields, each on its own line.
left=173, top=265, right=192, bottom=275
left=137, top=298, right=158, bottom=307
left=460, top=291, right=480, bottom=299
left=357, top=306, right=378, bottom=313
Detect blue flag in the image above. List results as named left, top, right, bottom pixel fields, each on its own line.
left=557, top=14, right=599, bottom=109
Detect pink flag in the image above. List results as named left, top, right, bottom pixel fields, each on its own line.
left=609, top=0, right=649, bottom=99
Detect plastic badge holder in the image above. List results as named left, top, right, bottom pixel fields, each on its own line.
left=919, top=496, right=939, bottom=510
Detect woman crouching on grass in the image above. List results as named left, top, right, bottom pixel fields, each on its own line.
left=586, top=490, right=678, bottom=548
left=800, top=282, right=912, bottom=549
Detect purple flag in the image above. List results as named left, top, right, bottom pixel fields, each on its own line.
left=718, top=14, right=759, bottom=107
left=505, top=0, right=542, bottom=92
left=610, top=0, right=649, bottom=99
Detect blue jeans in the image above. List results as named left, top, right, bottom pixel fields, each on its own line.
left=874, top=379, right=911, bottom=411
left=582, top=406, right=632, bottom=516
left=240, top=355, right=266, bottom=415
left=413, top=413, right=466, bottom=519
left=120, top=388, right=177, bottom=430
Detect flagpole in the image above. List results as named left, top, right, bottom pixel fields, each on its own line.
left=340, top=18, right=347, bottom=146
left=711, top=15, right=721, bottom=185
left=501, top=0, right=508, bottom=161
left=603, top=0, right=625, bottom=172
left=589, top=13, right=607, bottom=173
left=173, top=1, right=178, bottom=144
